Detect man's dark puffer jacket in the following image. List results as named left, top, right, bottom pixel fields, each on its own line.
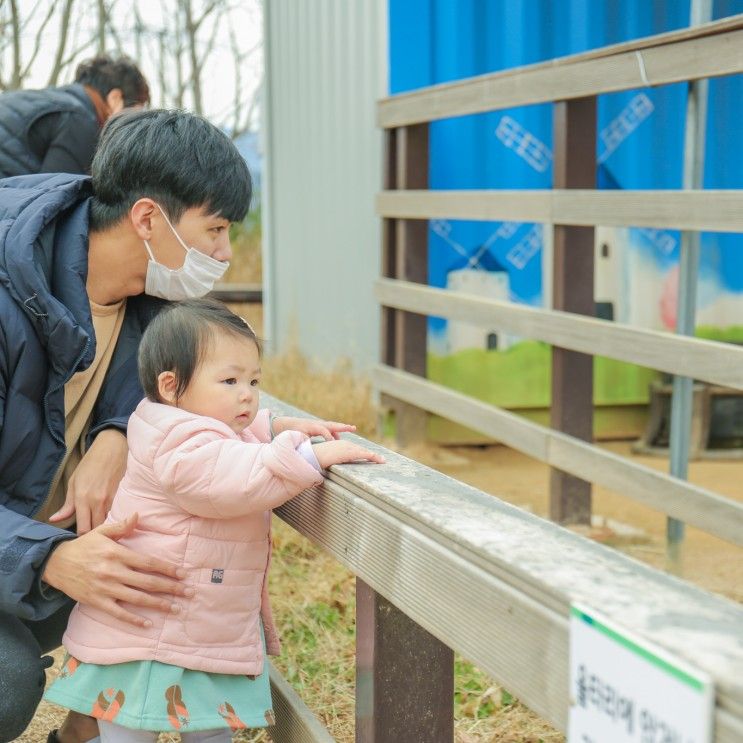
left=0, top=172, right=165, bottom=620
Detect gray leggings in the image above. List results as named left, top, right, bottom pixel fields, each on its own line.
left=98, top=721, right=231, bottom=741
left=0, top=600, right=74, bottom=743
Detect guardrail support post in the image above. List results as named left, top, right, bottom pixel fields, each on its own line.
left=550, top=97, right=596, bottom=525
left=356, top=578, right=453, bottom=742
left=381, top=125, right=429, bottom=446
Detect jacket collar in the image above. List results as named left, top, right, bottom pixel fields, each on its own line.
left=82, top=85, right=111, bottom=127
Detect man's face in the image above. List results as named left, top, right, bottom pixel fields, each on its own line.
left=149, top=206, right=232, bottom=270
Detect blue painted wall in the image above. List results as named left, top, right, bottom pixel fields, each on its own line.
left=389, top=0, right=743, bottom=345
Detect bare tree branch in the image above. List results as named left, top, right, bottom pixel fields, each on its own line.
left=174, top=0, right=186, bottom=108
left=47, top=0, right=76, bottom=86
left=55, top=35, right=97, bottom=78
left=8, top=0, right=22, bottom=89
left=21, top=0, right=58, bottom=81
left=0, top=3, right=10, bottom=89
left=156, top=29, right=169, bottom=107
left=193, top=0, right=221, bottom=31
left=97, top=0, right=107, bottom=54
left=104, top=1, right=126, bottom=56
left=226, top=20, right=261, bottom=138
left=182, top=0, right=202, bottom=114
left=199, top=5, right=223, bottom=68
left=18, top=0, right=45, bottom=34
left=133, top=3, right=145, bottom=65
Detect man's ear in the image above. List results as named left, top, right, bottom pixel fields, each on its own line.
left=130, top=199, right=159, bottom=241
left=106, top=87, right=124, bottom=114
left=157, top=371, right=178, bottom=404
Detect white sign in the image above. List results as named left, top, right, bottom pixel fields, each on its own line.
left=569, top=604, right=714, bottom=743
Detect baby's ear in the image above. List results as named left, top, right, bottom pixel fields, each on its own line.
left=157, top=371, right=178, bottom=404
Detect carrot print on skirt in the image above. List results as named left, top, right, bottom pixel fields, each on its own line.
left=90, top=688, right=125, bottom=722
left=59, top=655, right=80, bottom=678
left=165, top=684, right=190, bottom=729
left=217, top=701, right=247, bottom=731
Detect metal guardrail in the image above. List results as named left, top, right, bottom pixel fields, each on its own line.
left=263, top=394, right=743, bottom=742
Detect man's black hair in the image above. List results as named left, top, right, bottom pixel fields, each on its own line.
left=138, top=298, right=260, bottom=403
left=75, top=54, right=150, bottom=107
left=90, top=108, right=252, bottom=230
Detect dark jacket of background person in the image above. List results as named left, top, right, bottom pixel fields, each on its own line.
left=0, top=55, right=149, bottom=178
left=0, top=173, right=165, bottom=621
left=0, top=84, right=105, bottom=177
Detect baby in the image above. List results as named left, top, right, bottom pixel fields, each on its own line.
left=45, top=298, right=383, bottom=742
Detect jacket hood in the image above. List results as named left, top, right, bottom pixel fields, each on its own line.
left=0, top=173, right=95, bottom=373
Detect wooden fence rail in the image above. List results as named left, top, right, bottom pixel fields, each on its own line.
left=378, top=16, right=743, bottom=128
left=373, top=364, right=743, bottom=548
left=376, top=189, right=743, bottom=233
left=375, top=278, right=743, bottom=391
left=209, top=282, right=263, bottom=304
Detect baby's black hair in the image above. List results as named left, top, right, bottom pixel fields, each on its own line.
left=138, top=298, right=260, bottom=403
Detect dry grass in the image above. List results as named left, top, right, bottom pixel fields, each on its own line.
left=224, top=222, right=262, bottom=285
left=261, top=349, right=378, bottom=441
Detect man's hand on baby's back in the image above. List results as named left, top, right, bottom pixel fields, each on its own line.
left=42, top=513, right=194, bottom=627
left=312, top=440, right=385, bottom=468
left=273, top=415, right=356, bottom=441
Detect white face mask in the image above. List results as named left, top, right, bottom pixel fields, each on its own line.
left=144, top=205, right=229, bottom=300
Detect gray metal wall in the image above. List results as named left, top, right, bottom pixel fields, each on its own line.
left=263, top=0, right=387, bottom=369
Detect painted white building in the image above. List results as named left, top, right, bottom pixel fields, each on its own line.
left=446, top=267, right=515, bottom=353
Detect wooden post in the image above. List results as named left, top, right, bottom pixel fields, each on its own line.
left=381, top=129, right=398, bottom=369
left=356, top=578, right=453, bottom=742
left=380, top=125, right=429, bottom=446
left=550, top=97, right=596, bottom=525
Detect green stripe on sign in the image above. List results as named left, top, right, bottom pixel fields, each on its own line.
left=570, top=606, right=705, bottom=692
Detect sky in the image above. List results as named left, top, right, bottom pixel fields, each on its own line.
left=5, top=0, right=263, bottom=129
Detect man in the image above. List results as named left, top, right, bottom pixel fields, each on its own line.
left=0, top=54, right=150, bottom=178
left=0, top=109, right=252, bottom=743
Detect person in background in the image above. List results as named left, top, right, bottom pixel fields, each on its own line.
left=0, top=54, right=150, bottom=178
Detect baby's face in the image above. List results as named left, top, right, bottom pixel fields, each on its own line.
left=177, top=332, right=261, bottom=434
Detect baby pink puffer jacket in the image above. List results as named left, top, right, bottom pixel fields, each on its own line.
left=62, top=398, right=324, bottom=676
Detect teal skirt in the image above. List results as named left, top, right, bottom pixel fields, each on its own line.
left=44, top=627, right=274, bottom=733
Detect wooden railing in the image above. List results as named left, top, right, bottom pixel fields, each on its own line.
left=375, top=13, right=743, bottom=543
left=209, top=282, right=263, bottom=303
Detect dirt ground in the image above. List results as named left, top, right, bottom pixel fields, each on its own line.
left=405, top=439, right=743, bottom=603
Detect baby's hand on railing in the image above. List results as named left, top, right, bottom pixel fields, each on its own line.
left=273, top=416, right=356, bottom=441
left=312, top=440, right=385, bottom=468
